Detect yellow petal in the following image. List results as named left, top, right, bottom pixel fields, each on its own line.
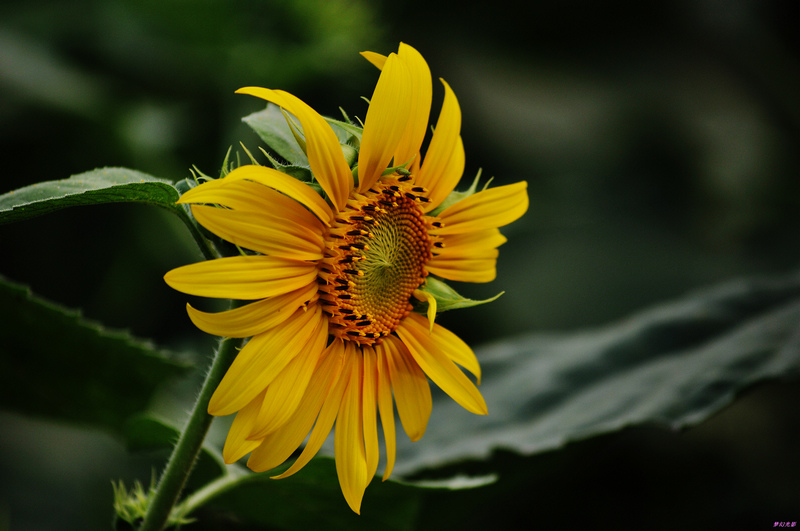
left=248, top=313, right=328, bottom=438
left=357, top=53, right=412, bottom=192
left=361, top=44, right=433, bottom=175
left=247, top=340, right=344, bottom=473
left=426, top=228, right=505, bottom=283
left=417, top=80, right=463, bottom=209
left=235, top=89, right=353, bottom=211
left=191, top=204, right=324, bottom=261
left=392, top=44, right=432, bottom=171
left=222, top=391, right=265, bottom=463
left=427, top=229, right=504, bottom=282
left=430, top=228, right=507, bottom=259
left=164, top=255, right=317, bottom=300
left=360, top=51, right=387, bottom=70
left=379, top=336, right=432, bottom=441
left=208, top=306, right=322, bottom=416
left=185, top=284, right=317, bottom=338
left=396, top=313, right=487, bottom=415
left=434, top=181, right=529, bottom=235
left=221, top=164, right=333, bottom=225
left=335, top=348, right=368, bottom=514
left=376, top=347, right=396, bottom=481
left=426, top=257, right=498, bottom=283
left=178, top=175, right=324, bottom=231
left=413, top=288, right=437, bottom=331
left=268, top=340, right=351, bottom=479
left=361, top=345, right=380, bottom=482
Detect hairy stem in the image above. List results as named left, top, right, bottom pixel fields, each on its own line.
left=139, top=334, right=241, bottom=531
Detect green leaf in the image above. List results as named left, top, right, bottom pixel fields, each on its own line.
left=190, top=457, right=490, bottom=531
left=0, top=276, right=191, bottom=433
left=243, top=104, right=310, bottom=167
left=415, top=276, right=503, bottom=313
left=0, top=167, right=181, bottom=225
left=393, top=273, right=800, bottom=474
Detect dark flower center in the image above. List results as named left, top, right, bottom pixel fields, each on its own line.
left=318, top=177, right=434, bottom=345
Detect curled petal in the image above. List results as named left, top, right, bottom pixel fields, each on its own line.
left=178, top=175, right=324, bottom=231
left=186, top=283, right=317, bottom=338
left=235, top=89, right=353, bottom=211
left=206, top=164, right=333, bottom=225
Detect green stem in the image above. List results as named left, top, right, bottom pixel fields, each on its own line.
left=139, top=334, right=241, bottom=531
left=173, top=206, right=220, bottom=261
left=178, top=466, right=250, bottom=516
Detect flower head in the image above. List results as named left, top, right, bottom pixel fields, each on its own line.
left=164, top=43, right=528, bottom=513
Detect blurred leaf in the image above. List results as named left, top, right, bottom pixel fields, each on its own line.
left=0, top=276, right=191, bottom=433
left=243, top=105, right=310, bottom=167
left=394, top=273, right=800, bottom=474
left=0, top=167, right=180, bottom=225
left=192, top=456, right=490, bottom=531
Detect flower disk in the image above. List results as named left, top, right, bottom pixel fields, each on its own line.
left=319, top=178, right=437, bottom=345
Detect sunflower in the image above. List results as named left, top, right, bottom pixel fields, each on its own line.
left=164, top=43, right=528, bottom=514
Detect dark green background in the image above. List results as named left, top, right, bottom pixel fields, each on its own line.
left=1, top=1, right=798, bottom=529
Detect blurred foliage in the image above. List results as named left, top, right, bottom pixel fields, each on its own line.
left=1, top=0, right=798, bottom=529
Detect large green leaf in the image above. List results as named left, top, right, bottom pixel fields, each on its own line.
left=0, top=167, right=180, bottom=225
left=0, top=277, right=191, bottom=433
left=190, top=457, right=491, bottom=531
left=392, top=273, right=800, bottom=474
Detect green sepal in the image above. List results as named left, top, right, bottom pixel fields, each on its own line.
left=113, top=475, right=194, bottom=529
left=413, top=276, right=503, bottom=314
left=280, top=108, right=308, bottom=156
left=428, top=169, right=487, bottom=216
left=340, top=142, right=359, bottom=168
left=326, top=115, right=363, bottom=144
left=243, top=105, right=310, bottom=167
left=259, top=147, right=314, bottom=183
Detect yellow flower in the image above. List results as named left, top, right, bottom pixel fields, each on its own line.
left=164, top=43, right=528, bottom=514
